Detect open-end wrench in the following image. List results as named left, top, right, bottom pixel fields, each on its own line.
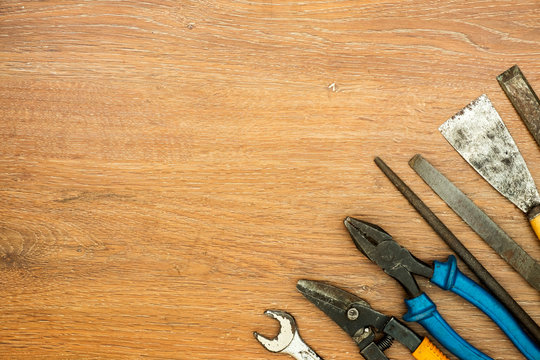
left=254, top=310, right=322, bottom=360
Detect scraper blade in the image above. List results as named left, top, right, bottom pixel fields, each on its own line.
left=439, top=94, right=540, bottom=240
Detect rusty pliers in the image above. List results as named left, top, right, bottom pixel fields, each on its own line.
left=296, top=279, right=449, bottom=360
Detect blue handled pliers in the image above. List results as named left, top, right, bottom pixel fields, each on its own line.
left=344, top=216, right=540, bottom=360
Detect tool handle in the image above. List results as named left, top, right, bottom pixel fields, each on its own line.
left=431, top=255, right=540, bottom=360
left=412, top=337, right=449, bottom=360
left=287, top=348, right=322, bottom=360
left=284, top=332, right=324, bottom=360
left=530, top=213, right=540, bottom=241
left=403, top=293, right=493, bottom=360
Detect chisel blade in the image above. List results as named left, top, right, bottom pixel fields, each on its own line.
left=439, top=94, right=540, bottom=215
left=497, top=65, right=540, bottom=147
left=409, top=154, right=540, bottom=291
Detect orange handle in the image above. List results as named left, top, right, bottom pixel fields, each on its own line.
left=530, top=214, right=540, bottom=241
left=412, top=337, right=449, bottom=360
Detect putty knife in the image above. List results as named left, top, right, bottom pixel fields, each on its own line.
left=439, top=94, right=540, bottom=240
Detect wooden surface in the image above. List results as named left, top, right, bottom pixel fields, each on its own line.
left=1, top=1, right=539, bottom=358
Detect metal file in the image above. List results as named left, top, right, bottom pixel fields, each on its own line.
left=409, top=154, right=540, bottom=291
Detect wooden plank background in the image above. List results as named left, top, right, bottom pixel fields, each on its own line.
left=0, top=1, right=539, bottom=358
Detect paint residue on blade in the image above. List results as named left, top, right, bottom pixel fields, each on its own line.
left=439, top=94, right=540, bottom=213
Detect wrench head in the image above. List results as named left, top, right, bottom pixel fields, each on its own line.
left=253, top=310, right=297, bottom=353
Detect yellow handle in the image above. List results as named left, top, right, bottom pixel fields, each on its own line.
left=412, top=337, right=449, bottom=360
left=531, top=214, right=540, bottom=241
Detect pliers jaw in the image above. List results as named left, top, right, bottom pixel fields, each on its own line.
left=296, top=279, right=377, bottom=349
left=297, top=280, right=422, bottom=360
left=344, top=217, right=433, bottom=298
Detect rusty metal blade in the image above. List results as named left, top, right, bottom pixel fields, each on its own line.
left=439, top=94, right=540, bottom=214
left=409, top=154, right=540, bottom=291
left=497, top=65, right=540, bottom=147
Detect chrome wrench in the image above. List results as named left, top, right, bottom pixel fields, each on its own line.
left=254, top=310, right=322, bottom=360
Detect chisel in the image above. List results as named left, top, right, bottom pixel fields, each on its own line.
left=497, top=65, right=540, bottom=147
left=439, top=94, right=540, bottom=240
left=409, top=154, right=540, bottom=291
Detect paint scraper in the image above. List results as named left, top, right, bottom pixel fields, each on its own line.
left=439, top=94, right=540, bottom=240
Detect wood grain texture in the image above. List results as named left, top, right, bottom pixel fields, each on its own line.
left=0, top=1, right=539, bottom=358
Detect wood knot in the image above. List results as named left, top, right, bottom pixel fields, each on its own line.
left=0, top=223, right=50, bottom=272
left=1, top=251, right=26, bottom=269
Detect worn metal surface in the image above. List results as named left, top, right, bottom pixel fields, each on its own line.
left=409, top=154, right=540, bottom=291
left=373, top=156, right=540, bottom=342
left=296, top=280, right=377, bottom=348
left=254, top=310, right=323, bottom=360
left=497, top=65, right=540, bottom=147
left=439, top=94, right=540, bottom=215
left=343, top=217, right=433, bottom=298
left=296, top=280, right=423, bottom=359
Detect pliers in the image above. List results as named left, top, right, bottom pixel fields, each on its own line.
left=344, top=216, right=540, bottom=360
left=296, top=279, right=449, bottom=360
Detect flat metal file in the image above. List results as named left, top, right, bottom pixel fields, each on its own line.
left=409, top=154, right=540, bottom=291
left=497, top=65, right=540, bottom=147
left=439, top=94, right=540, bottom=240
left=374, top=156, right=540, bottom=342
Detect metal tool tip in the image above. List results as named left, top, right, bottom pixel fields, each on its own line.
left=497, top=65, right=519, bottom=82
left=343, top=218, right=355, bottom=233
left=374, top=157, right=391, bottom=173
left=344, top=216, right=363, bottom=229
left=296, top=279, right=314, bottom=293
left=441, top=94, right=491, bottom=130
left=409, top=154, right=422, bottom=167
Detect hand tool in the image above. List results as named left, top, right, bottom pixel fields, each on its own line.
left=374, top=156, right=540, bottom=342
left=254, top=310, right=322, bottom=360
left=410, top=153, right=540, bottom=291
left=497, top=65, right=540, bottom=147
left=344, top=216, right=540, bottom=360
left=297, top=279, right=449, bottom=360
left=439, top=94, right=540, bottom=240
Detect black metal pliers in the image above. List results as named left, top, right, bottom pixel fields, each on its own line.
left=343, top=216, right=540, bottom=360
left=296, top=279, right=448, bottom=360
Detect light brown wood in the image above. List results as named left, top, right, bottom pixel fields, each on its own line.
left=1, top=1, right=539, bottom=358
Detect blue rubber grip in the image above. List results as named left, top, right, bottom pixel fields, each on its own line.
left=403, top=293, right=492, bottom=360
left=431, top=255, right=540, bottom=360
